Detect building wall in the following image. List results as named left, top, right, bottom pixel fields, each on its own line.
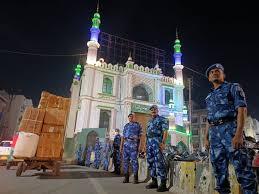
left=244, top=116, right=256, bottom=138
left=191, top=109, right=207, bottom=151
left=65, top=80, right=80, bottom=138
left=0, top=90, right=9, bottom=140
left=73, top=60, right=186, bottom=148
left=253, top=119, right=259, bottom=141
left=0, top=92, right=33, bottom=140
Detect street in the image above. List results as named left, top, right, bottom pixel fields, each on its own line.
left=0, top=164, right=171, bottom=194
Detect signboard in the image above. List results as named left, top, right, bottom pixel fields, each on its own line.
left=131, top=103, right=150, bottom=114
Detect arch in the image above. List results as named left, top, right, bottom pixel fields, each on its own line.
left=99, top=110, right=111, bottom=131
left=132, top=84, right=153, bottom=102
left=86, top=130, right=99, bottom=147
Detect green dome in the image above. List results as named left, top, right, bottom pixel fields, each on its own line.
left=94, top=12, right=100, bottom=19
left=175, top=39, right=180, bottom=44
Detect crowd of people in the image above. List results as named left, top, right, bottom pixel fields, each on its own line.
left=75, top=106, right=169, bottom=192
left=75, top=128, right=121, bottom=175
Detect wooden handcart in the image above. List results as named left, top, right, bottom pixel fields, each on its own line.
left=15, top=149, right=63, bottom=177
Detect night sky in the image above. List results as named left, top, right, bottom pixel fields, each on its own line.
left=1, top=1, right=259, bottom=119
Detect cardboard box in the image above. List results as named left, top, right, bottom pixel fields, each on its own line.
left=38, top=91, right=51, bottom=109
left=38, top=91, right=59, bottom=109
left=22, top=107, right=45, bottom=121
left=42, top=124, right=64, bottom=133
left=19, top=119, right=43, bottom=135
left=18, top=108, right=45, bottom=135
left=36, top=132, right=64, bottom=159
left=57, top=97, right=70, bottom=111
left=44, top=108, right=67, bottom=126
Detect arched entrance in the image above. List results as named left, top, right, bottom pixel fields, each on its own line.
left=133, top=84, right=152, bottom=101
left=86, top=130, right=98, bottom=147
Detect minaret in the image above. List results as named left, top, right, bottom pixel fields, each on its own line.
left=75, top=4, right=101, bottom=133
left=173, top=30, right=184, bottom=126
left=65, top=64, right=82, bottom=138
left=86, top=4, right=101, bottom=65
left=173, top=30, right=184, bottom=84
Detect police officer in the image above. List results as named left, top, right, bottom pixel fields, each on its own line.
left=76, top=144, right=83, bottom=165
left=85, top=145, right=93, bottom=167
left=93, top=137, right=102, bottom=169
left=103, top=137, right=112, bottom=171
left=112, top=128, right=121, bottom=175
left=145, top=105, right=169, bottom=192
left=204, top=63, right=258, bottom=194
left=120, top=113, right=143, bottom=184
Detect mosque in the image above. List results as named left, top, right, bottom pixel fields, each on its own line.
left=64, top=6, right=192, bottom=159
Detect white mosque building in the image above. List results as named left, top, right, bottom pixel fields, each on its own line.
left=64, top=7, right=191, bottom=159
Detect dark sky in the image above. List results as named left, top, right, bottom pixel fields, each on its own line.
left=1, top=1, right=259, bottom=119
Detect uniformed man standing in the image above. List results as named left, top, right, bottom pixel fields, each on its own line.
left=103, top=137, right=112, bottom=171
left=112, top=128, right=121, bottom=175
left=120, top=113, right=142, bottom=184
left=76, top=144, right=83, bottom=165
left=204, top=63, right=258, bottom=194
left=145, top=105, right=169, bottom=192
left=85, top=145, right=93, bottom=167
left=93, top=137, right=102, bottom=169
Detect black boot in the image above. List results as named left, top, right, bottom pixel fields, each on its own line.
left=133, top=174, right=138, bottom=184
left=115, top=168, right=121, bottom=175
left=145, top=177, right=158, bottom=189
left=157, top=179, right=168, bottom=192
left=123, top=173, right=129, bottom=183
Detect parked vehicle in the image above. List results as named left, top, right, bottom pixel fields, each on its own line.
left=0, top=140, right=12, bottom=165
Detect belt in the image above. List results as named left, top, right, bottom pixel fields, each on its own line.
left=124, top=137, right=139, bottom=142
left=208, top=116, right=236, bottom=126
left=146, top=134, right=162, bottom=138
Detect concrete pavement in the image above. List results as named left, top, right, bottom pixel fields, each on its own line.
left=0, top=165, right=171, bottom=194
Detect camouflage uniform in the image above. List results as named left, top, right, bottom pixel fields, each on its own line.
left=85, top=145, right=93, bottom=167
left=76, top=145, right=83, bottom=165
left=113, top=133, right=121, bottom=174
left=206, top=81, right=258, bottom=194
left=103, top=140, right=112, bottom=171
left=146, top=115, right=169, bottom=181
left=94, top=138, right=102, bottom=169
left=123, top=122, right=142, bottom=175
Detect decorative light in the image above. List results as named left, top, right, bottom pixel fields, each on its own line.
left=170, top=128, right=191, bottom=136
left=74, top=64, right=82, bottom=81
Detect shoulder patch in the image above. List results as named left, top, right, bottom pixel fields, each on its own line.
left=205, top=93, right=211, bottom=100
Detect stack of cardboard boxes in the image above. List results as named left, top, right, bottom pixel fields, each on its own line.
left=18, top=91, right=70, bottom=159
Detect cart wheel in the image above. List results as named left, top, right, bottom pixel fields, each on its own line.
left=16, top=162, right=23, bottom=177
left=6, top=162, right=11, bottom=170
left=22, top=162, right=27, bottom=172
left=53, top=162, right=60, bottom=176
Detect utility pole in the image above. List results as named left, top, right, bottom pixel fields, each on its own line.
left=188, top=78, right=192, bottom=151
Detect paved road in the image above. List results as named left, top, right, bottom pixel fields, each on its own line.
left=0, top=165, right=171, bottom=194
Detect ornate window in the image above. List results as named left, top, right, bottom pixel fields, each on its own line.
left=133, top=85, right=149, bottom=101
left=99, top=110, right=111, bottom=130
left=102, top=76, right=113, bottom=94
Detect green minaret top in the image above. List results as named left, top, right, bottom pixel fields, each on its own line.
left=74, top=64, right=82, bottom=80
left=91, top=2, right=101, bottom=28
left=174, top=29, right=181, bottom=53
